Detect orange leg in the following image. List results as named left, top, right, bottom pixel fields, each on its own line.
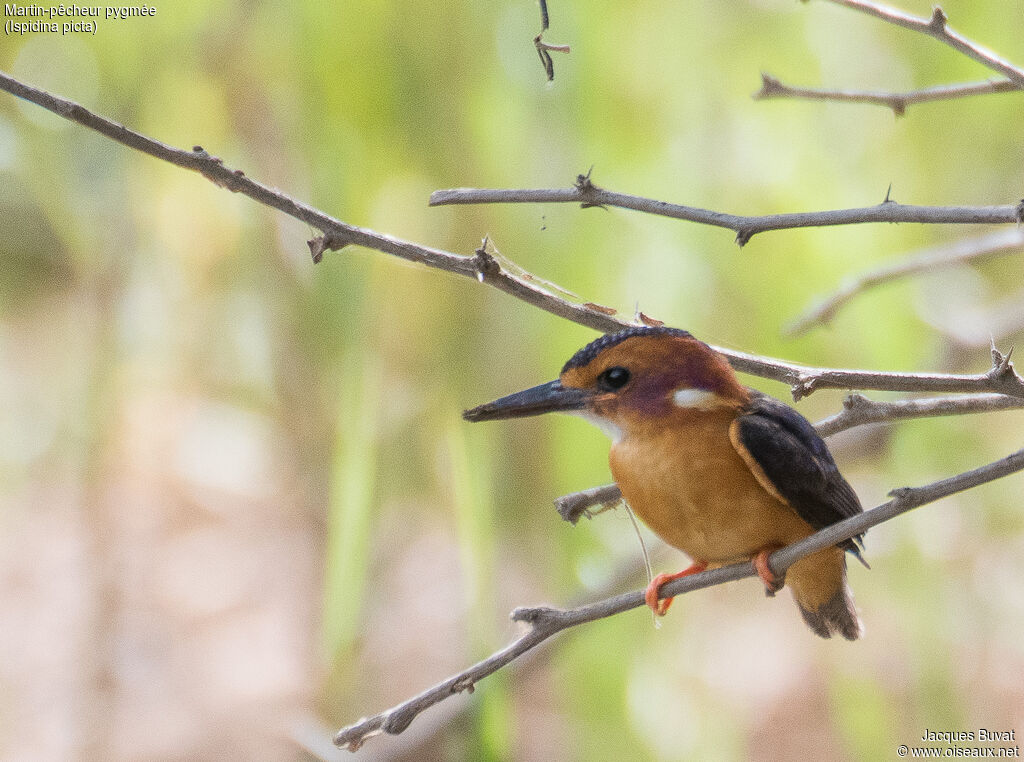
left=645, top=561, right=708, bottom=616
left=752, top=547, right=785, bottom=597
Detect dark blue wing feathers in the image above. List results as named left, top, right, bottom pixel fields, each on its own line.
left=735, top=392, right=865, bottom=555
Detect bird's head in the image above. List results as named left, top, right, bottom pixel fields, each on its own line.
left=463, top=327, right=750, bottom=441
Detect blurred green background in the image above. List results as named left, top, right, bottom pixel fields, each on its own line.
left=1, top=1, right=1023, bottom=760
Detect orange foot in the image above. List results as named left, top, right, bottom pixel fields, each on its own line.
left=752, top=547, right=785, bottom=597
left=645, top=561, right=708, bottom=616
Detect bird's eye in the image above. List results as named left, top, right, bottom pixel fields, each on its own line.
left=597, top=366, right=631, bottom=391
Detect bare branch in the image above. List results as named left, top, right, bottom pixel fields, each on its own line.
left=814, top=391, right=1024, bottom=437
left=754, top=72, right=1020, bottom=115
left=788, top=229, right=1024, bottom=335
left=334, top=445, right=1024, bottom=750
left=820, top=1, right=1024, bottom=88
left=429, top=176, right=1022, bottom=245
left=553, top=483, right=623, bottom=524
left=4, top=71, right=1023, bottom=404
left=780, top=351, right=1024, bottom=401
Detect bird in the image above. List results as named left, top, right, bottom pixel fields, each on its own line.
left=463, top=326, right=866, bottom=640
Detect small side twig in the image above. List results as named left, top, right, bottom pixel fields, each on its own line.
left=553, top=483, right=623, bottom=524
left=534, top=0, right=570, bottom=81
left=821, top=1, right=1024, bottom=89
left=754, top=72, right=1020, bottom=115
left=814, top=391, right=1024, bottom=437
left=787, top=228, right=1024, bottom=335
left=334, top=445, right=1024, bottom=750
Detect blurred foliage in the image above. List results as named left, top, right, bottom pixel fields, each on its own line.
left=1, top=1, right=1024, bottom=760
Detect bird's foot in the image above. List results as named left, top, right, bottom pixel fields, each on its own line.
left=644, top=561, right=708, bottom=616
left=752, top=548, right=785, bottom=597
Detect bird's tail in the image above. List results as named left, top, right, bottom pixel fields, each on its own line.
left=786, top=547, right=862, bottom=641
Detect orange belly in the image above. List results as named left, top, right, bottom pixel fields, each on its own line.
left=609, top=409, right=815, bottom=562
left=608, top=408, right=846, bottom=614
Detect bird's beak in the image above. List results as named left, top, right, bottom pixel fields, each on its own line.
left=463, top=380, right=591, bottom=422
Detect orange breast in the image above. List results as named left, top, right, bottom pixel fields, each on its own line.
left=608, top=409, right=815, bottom=564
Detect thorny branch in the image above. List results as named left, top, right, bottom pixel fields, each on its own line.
left=4, top=71, right=1022, bottom=403
left=788, top=229, right=1024, bottom=335
left=814, top=391, right=1024, bottom=437
left=758, top=0, right=1024, bottom=113
left=821, top=0, right=1024, bottom=89
left=429, top=175, right=1024, bottom=247
left=334, top=445, right=1024, bottom=750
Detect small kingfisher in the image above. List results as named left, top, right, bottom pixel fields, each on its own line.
left=463, top=326, right=866, bottom=640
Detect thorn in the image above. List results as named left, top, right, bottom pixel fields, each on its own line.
left=989, top=340, right=1014, bottom=374
left=929, top=7, right=948, bottom=31
left=307, top=236, right=327, bottom=264
left=1015, top=199, right=1024, bottom=224
left=791, top=375, right=817, bottom=402
left=883, top=183, right=894, bottom=204
left=473, top=241, right=500, bottom=283
left=735, top=229, right=753, bottom=247
left=511, top=605, right=557, bottom=625
left=575, top=166, right=595, bottom=193
left=843, top=392, right=869, bottom=410
left=990, top=335, right=1002, bottom=366
left=755, top=72, right=784, bottom=98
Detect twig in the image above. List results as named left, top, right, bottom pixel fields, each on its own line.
left=534, top=0, right=570, bottom=81
left=788, top=229, right=1024, bottom=335
left=334, top=445, right=1024, bottom=750
left=429, top=175, right=1023, bottom=246
left=754, top=73, right=1020, bottom=115
left=553, top=483, right=623, bottom=525
left=4, top=71, right=1023, bottom=403
left=820, top=1, right=1024, bottom=89
left=771, top=346, right=1024, bottom=401
left=813, top=391, right=1024, bottom=437
left=534, top=35, right=571, bottom=82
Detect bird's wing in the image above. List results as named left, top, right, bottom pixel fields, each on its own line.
left=728, top=392, right=865, bottom=554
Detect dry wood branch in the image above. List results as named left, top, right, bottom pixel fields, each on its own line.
left=788, top=229, right=1024, bottom=335
left=429, top=177, right=1021, bottom=246
left=819, top=0, right=1024, bottom=88
left=754, top=73, right=1020, bottom=115
left=815, top=391, right=1024, bottom=437
left=3, top=71, right=1023, bottom=405
left=334, top=445, right=1024, bottom=750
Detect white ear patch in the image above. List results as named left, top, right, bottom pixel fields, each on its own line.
left=672, top=388, right=724, bottom=410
